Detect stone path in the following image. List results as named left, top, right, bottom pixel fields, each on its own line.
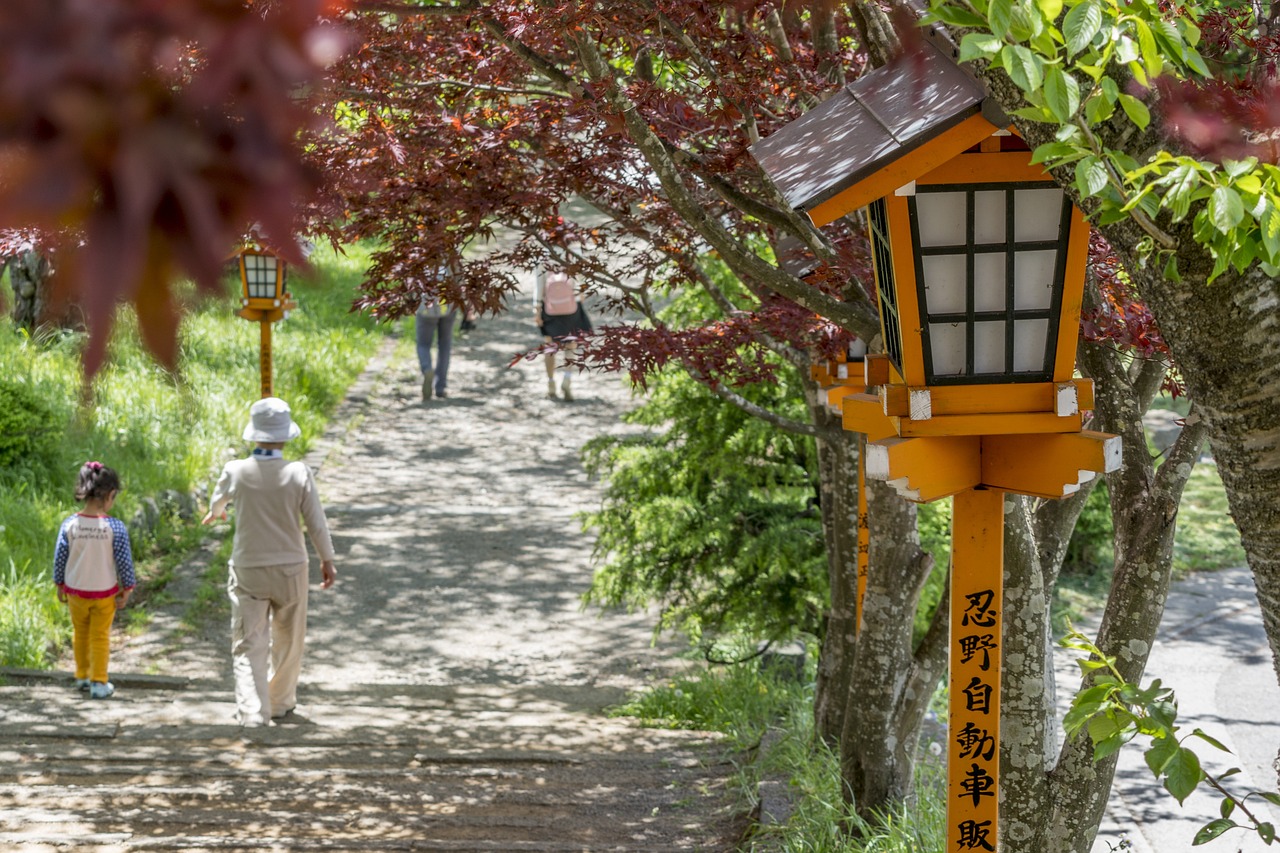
left=0, top=301, right=743, bottom=850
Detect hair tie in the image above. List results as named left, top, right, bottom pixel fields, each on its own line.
left=86, top=461, right=103, bottom=472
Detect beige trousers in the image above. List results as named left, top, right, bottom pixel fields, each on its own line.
left=227, top=561, right=309, bottom=726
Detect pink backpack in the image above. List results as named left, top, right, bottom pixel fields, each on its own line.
left=543, top=272, right=578, bottom=316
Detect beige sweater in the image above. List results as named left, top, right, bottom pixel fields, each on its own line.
left=209, top=456, right=336, bottom=569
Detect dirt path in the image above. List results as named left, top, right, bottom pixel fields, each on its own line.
left=113, top=292, right=682, bottom=695
left=2, top=290, right=744, bottom=851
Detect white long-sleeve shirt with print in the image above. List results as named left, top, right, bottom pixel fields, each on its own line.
left=54, top=514, right=136, bottom=599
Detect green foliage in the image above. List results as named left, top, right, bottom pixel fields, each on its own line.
left=932, top=0, right=1280, bottom=281
left=1174, top=465, right=1246, bottom=572
left=0, top=243, right=388, bottom=667
left=1062, top=630, right=1279, bottom=846
left=615, top=658, right=947, bottom=852
left=612, top=652, right=810, bottom=745
left=1064, top=482, right=1115, bottom=574
left=583, top=364, right=828, bottom=644
left=0, top=378, right=56, bottom=470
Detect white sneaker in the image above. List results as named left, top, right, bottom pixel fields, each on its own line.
left=560, top=375, right=573, bottom=401
left=547, top=378, right=558, bottom=399
left=74, top=678, right=91, bottom=691
left=88, top=681, right=115, bottom=700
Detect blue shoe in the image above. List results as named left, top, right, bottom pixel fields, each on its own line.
left=88, top=681, right=115, bottom=700
left=74, top=678, right=91, bottom=691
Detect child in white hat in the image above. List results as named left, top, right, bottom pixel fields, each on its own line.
left=203, top=397, right=338, bottom=726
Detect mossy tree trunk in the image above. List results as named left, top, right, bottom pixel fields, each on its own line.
left=996, top=311, right=1210, bottom=851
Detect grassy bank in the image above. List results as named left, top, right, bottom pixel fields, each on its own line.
left=615, top=657, right=945, bottom=852
left=0, top=245, right=390, bottom=668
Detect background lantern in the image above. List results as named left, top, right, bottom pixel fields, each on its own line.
left=235, top=245, right=296, bottom=398
left=752, top=35, right=1120, bottom=851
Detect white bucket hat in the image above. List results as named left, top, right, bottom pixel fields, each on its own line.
left=243, top=397, right=302, bottom=443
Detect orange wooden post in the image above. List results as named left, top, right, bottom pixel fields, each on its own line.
left=259, top=318, right=273, bottom=398
left=856, top=434, right=870, bottom=634
left=947, top=487, right=1004, bottom=853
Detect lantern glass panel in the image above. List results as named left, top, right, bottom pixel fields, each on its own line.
left=1014, top=188, right=1065, bottom=241
left=974, top=191, right=1005, bottom=243
left=244, top=253, right=279, bottom=300
left=910, top=181, right=1071, bottom=384
left=1014, top=250, right=1056, bottom=310
left=921, top=255, right=967, bottom=313
left=916, top=192, right=966, bottom=246
left=974, top=321, right=1006, bottom=374
left=974, top=253, right=1005, bottom=311
left=868, top=198, right=905, bottom=375
left=1014, top=319, right=1050, bottom=372
left=929, top=322, right=966, bottom=376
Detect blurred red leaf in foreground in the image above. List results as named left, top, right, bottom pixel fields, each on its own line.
left=0, top=0, right=347, bottom=374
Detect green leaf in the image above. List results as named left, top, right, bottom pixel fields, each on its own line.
left=1063, top=0, right=1102, bottom=55
left=1255, top=792, right=1280, bottom=807
left=1011, top=105, right=1056, bottom=123
left=1219, top=767, right=1243, bottom=779
left=1085, top=93, right=1114, bottom=123
left=1094, top=730, right=1131, bottom=760
left=1044, top=66, right=1081, bottom=121
left=1193, top=819, right=1237, bottom=846
left=1002, top=44, right=1045, bottom=91
left=1210, top=186, right=1245, bottom=233
left=1115, top=35, right=1139, bottom=63
left=1190, top=728, right=1232, bottom=753
left=930, top=5, right=995, bottom=27
left=1076, top=156, right=1109, bottom=197
left=1145, top=735, right=1180, bottom=775
left=1118, top=94, right=1150, bottom=130
left=1260, top=823, right=1276, bottom=845
left=1133, top=18, right=1163, bottom=78
left=960, top=33, right=1004, bottom=62
left=990, top=0, right=1015, bottom=38
left=1164, top=747, right=1205, bottom=805
left=1163, top=253, right=1181, bottom=282
left=1220, top=797, right=1236, bottom=819
left=1128, top=59, right=1150, bottom=88
left=1223, top=157, right=1259, bottom=179
left=1036, top=0, right=1064, bottom=23
left=1100, top=76, right=1119, bottom=102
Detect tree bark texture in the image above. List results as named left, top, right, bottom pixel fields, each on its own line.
left=839, top=478, right=947, bottom=816
left=996, top=332, right=1211, bottom=852
left=809, top=385, right=864, bottom=748
left=5, top=250, right=50, bottom=331
left=976, top=62, right=1280, bottom=702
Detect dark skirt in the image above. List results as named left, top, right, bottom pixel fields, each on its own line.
left=540, top=304, right=592, bottom=340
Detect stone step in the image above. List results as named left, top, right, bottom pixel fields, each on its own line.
left=0, top=673, right=741, bottom=850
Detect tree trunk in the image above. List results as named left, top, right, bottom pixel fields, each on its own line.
left=5, top=250, right=50, bottom=331
left=840, top=476, right=947, bottom=815
left=810, top=389, right=863, bottom=747
left=978, top=62, right=1280, bottom=708
left=993, top=322, right=1212, bottom=851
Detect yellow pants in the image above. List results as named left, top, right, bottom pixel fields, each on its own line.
left=67, top=594, right=116, bottom=684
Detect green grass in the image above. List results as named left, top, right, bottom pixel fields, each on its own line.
left=1172, top=464, right=1246, bottom=572
left=0, top=243, right=391, bottom=668
left=615, top=654, right=946, bottom=852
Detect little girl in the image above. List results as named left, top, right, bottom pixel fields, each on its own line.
left=53, top=461, right=136, bottom=700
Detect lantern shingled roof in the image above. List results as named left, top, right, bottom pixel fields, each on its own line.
left=751, top=42, right=1005, bottom=225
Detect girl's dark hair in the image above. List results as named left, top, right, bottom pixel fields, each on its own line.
left=75, top=461, right=121, bottom=502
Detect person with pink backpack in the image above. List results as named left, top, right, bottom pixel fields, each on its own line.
left=533, top=266, right=592, bottom=400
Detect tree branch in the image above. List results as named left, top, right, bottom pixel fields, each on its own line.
left=705, top=380, right=831, bottom=438
left=568, top=32, right=881, bottom=340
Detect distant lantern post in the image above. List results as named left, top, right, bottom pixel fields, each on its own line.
left=752, top=35, right=1121, bottom=850
left=235, top=246, right=296, bottom=398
